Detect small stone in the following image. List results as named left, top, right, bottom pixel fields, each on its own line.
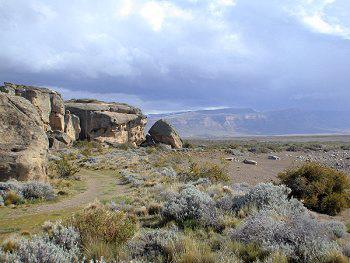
left=268, top=155, right=280, bottom=160
left=243, top=159, right=258, bottom=165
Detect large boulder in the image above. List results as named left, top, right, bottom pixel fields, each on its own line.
left=149, top=119, right=183, bottom=149
left=0, top=93, right=48, bottom=181
left=65, top=99, right=147, bottom=146
left=1, top=83, right=81, bottom=147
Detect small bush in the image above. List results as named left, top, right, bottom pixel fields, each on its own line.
left=119, top=171, right=145, bottom=187
left=229, top=242, right=269, bottom=263
left=185, top=162, right=229, bottom=183
left=176, top=235, right=216, bottom=263
left=183, top=141, right=193, bottom=149
left=68, top=203, right=137, bottom=246
left=0, top=222, right=80, bottom=263
left=4, top=191, right=23, bottom=206
left=322, top=221, right=346, bottom=238
left=343, top=243, right=350, bottom=258
left=128, top=228, right=180, bottom=262
left=0, top=180, right=56, bottom=206
left=162, top=185, right=219, bottom=229
left=74, top=140, right=104, bottom=156
left=278, top=163, right=350, bottom=215
left=217, top=183, right=306, bottom=217
left=22, top=181, right=55, bottom=201
left=55, top=157, right=80, bottom=179
left=230, top=208, right=341, bottom=263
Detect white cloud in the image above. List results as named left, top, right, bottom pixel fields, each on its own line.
left=289, top=0, right=350, bottom=39
left=139, top=1, right=192, bottom=31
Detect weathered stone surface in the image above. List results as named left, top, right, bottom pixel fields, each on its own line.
left=0, top=93, right=48, bottom=181
left=66, top=99, right=146, bottom=145
left=1, top=83, right=81, bottom=147
left=149, top=119, right=183, bottom=149
left=64, top=111, right=81, bottom=142
left=49, top=113, right=65, bottom=132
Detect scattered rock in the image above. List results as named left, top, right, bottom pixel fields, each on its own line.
left=243, top=159, right=258, bottom=165
left=226, top=149, right=243, bottom=156
left=225, top=157, right=235, bottom=161
left=157, top=143, right=172, bottom=151
left=0, top=92, right=48, bottom=181
left=268, top=155, right=280, bottom=160
left=149, top=119, right=183, bottom=149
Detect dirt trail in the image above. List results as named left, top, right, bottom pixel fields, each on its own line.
left=2, top=169, right=128, bottom=219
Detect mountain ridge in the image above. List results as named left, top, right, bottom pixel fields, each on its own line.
left=146, top=108, right=350, bottom=138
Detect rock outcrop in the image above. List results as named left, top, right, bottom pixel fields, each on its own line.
left=0, top=92, right=48, bottom=181
left=149, top=119, right=183, bottom=149
left=0, top=83, right=81, bottom=147
left=65, top=99, right=147, bottom=146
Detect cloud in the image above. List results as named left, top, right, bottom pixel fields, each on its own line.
left=289, top=0, right=350, bottom=39
left=0, top=0, right=350, bottom=112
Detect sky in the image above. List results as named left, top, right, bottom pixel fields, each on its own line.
left=0, top=0, right=350, bottom=113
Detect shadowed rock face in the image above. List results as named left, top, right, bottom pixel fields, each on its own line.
left=65, top=99, right=147, bottom=146
left=0, top=93, right=48, bottom=181
left=1, top=83, right=81, bottom=146
left=149, top=119, right=183, bottom=149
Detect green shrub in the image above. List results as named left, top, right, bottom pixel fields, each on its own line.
left=4, top=191, right=23, bottom=206
left=187, top=162, right=229, bottom=182
left=229, top=242, right=269, bottom=263
left=74, top=140, right=104, bottom=156
left=278, top=163, right=350, bottom=215
left=55, top=157, right=80, bottom=178
left=183, top=141, right=194, bottom=149
left=68, top=203, right=137, bottom=245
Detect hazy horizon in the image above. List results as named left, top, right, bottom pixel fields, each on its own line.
left=1, top=0, right=350, bottom=113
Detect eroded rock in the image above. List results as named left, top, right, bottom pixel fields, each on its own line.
left=1, top=83, right=81, bottom=147
left=65, top=99, right=146, bottom=146
left=0, top=93, right=48, bottom=181
left=149, top=119, right=183, bottom=149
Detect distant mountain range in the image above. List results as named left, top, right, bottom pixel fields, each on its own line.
left=146, top=108, right=350, bottom=138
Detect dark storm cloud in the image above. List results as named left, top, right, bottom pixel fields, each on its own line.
left=0, top=0, right=349, bottom=112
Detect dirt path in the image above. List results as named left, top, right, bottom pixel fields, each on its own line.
left=1, top=169, right=129, bottom=220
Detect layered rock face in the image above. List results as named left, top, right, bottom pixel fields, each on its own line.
left=66, top=99, right=147, bottom=146
left=149, top=119, right=183, bottom=149
left=0, top=93, right=48, bottom=181
left=1, top=83, right=81, bottom=146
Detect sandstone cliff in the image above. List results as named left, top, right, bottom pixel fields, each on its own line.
left=66, top=99, right=147, bottom=146
left=0, top=92, right=48, bottom=181
left=1, top=83, right=81, bottom=147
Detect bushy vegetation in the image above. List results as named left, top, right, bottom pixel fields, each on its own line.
left=119, top=171, right=145, bottom=187
left=67, top=203, right=137, bottom=261
left=0, top=222, right=80, bottom=263
left=278, top=162, right=350, bottom=215
left=184, top=161, right=229, bottom=183
left=217, top=183, right=306, bottom=219
left=74, top=140, right=104, bottom=156
left=0, top=180, right=55, bottom=206
left=54, top=156, right=80, bottom=179
left=162, top=185, right=219, bottom=229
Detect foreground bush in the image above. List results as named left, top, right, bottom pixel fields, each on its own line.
left=67, top=203, right=137, bottom=260
left=278, top=162, right=350, bottom=215
left=162, top=185, right=219, bottom=229
left=128, top=228, right=181, bottom=262
left=230, top=208, right=341, bottom=263
left=0, top=180, right=55, bottom=206
left=0, top=222, right=80, bottom=263
left=217, top=183, right=306, bottom=217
